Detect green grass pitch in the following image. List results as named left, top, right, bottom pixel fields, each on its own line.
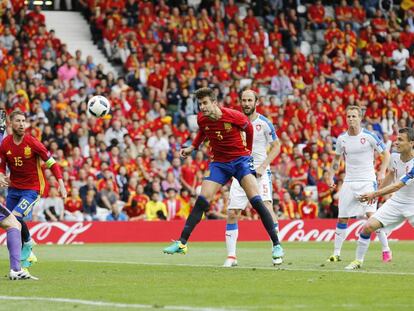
left=1, top=241, right=414, bottom=310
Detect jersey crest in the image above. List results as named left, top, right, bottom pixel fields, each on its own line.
left=360, top=138, right=366, bottom=144
left=256, top=124, right=262, bottom=131
left=24, top=146, right=32, bottom=158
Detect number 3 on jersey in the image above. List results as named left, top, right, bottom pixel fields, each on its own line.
left=14, top=157, right=23, bottom=167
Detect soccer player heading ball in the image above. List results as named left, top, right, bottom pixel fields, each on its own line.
left=163, top=87, right=284, bottom=264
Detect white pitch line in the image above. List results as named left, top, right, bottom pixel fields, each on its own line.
left=0, top=295, right=250, bottom=311
left=74, top=259, right=414, bottom=276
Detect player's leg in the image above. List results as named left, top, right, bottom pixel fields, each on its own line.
left=0, top=207, right=36, bottom=280
left=363, top=181, right=391, bottom=261
left=345, top=217, right=382, bottom=270
left=10, top=190, right=40, bottom=266
left=328, top=182, right=352, bottom=262
left=164, top=162, right=231, bottom=254
left=224, top=209, right=241, bottom=267
left=260, top=170, right=282, bottom=264
left=367, top=211, right=392, bottom=262
left=261, top=169, right=279, bottom=233
left=346, top=200, right=403, bottom=270
left=239, top=174, right=283, bottom=261
left=224, top=178, right=246, bottom=267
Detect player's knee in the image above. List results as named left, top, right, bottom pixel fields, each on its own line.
left=363, top=222, right=376, bottom=234
left=195, top=195, right=210, bottom=212
left=227, top=209, right=239, bottom=222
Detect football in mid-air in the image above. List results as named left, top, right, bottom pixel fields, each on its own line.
left=87, top=95, right=111, bottom=117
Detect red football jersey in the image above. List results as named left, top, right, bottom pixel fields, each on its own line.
left=192, top=107, right=253, bottom=162
left=0, top=134, right=51, bottom=193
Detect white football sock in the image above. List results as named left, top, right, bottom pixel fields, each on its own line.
left=333, top=224, right=347, bottom=257
left=225, top=223, right=238, bottom=257
left=356, top=233, right=371, bottom=262
left=376, top=229, right=390, bottom=252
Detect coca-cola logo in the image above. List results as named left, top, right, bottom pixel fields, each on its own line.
left=278, top=220, right=403, bottom=242
left=0, top=222, right=93, bottom=245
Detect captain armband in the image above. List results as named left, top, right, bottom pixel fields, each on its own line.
left=46, top=158, right=57, bottom=168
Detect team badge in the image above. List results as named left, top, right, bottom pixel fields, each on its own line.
left=24, top=146, right=32, bottom=158
left=256, top=124, right=262, bottom=131
left=224, top=123, right=232, bottom=131
left=360, top=138, right=366, bottom=144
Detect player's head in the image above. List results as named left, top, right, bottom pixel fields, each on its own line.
left=345, top=105, right=362, bottom=129
left=240, top=89, right=259, bottom=116
left=195, top=87, right=217, bottom=117
left=395, top=127, right=414, bottom=153
left=10, top=110, right=26, bottom=137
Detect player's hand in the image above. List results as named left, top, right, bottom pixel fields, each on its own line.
left=0, top=174, right=8, bottom=188
left=358, top=192, right=376, bottom=204
left=180, top=145, right=194, bottom=159
left=59, top=186, right=67, bottom=199
left=256, top=165, right=265, bottom=178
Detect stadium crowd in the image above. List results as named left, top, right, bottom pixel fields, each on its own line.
left=0, top=0, right=413, bottom=222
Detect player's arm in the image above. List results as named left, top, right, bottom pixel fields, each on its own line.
left=360, top=167, right=414, bottom=202
left=377, top=150, right=391, bottom=183
left=329, top=154, right=341, bottom=187
left=32, top=138, right=67, bottom=199
left=378, top=155, right=394, bottom=190
left=257, top=140, right=280, bottom=177
left=0, top=144, right=8, bottom=188
left=230, top=110, right=253, bottom=151
left=181, top=124, right=206, bottom=158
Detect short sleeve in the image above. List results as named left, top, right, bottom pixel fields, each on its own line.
left=400, top=167, right=414, bottom=185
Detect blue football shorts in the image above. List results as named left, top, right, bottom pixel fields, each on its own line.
left=7, top=188, right=40, bottom=218
left=204, top=156, right=256, bottom=185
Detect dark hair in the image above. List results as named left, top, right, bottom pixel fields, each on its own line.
left=194, top=87, right=216, bottom=102
left=399, top=127, right=414, bottom=142
left=10, top=110, right=25, bottom=121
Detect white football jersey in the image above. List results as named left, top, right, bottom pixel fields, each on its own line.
left=335, top=129, right=386, bottom=182
left=251, top=114, right=278, bottom=169
left=389, top=152, right=414, bottom=204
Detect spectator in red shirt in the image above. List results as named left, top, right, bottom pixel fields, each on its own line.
left=298, top=190, right=319, bottom=219
left=308, top=0, right=326, bottom=30
left=281, top=192, right=299, bottom=219
left=64, top=188, right=83, bottom=221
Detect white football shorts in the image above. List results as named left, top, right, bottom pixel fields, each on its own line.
left=338, top=181, right=377, bottom=218
left=228, top=170, right=272, bottom=210
left=372, top=198, right=414, bottom=229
